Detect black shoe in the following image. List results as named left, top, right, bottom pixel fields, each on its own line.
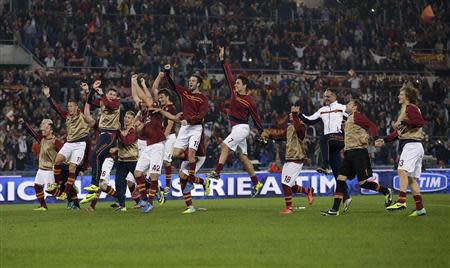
left=321, top=209, right=339, bottom=216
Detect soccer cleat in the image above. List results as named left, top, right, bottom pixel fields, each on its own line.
left=307, top=188, right=315, bottom=205
left=386, top=202, right=407, bottom=211
left=80, top=193, right=98, bottom=204
left=203, top=178, right=211, bottom=196
left=46, top=183, right=58, bottom=193
left=183, top=182, right=194, bottom=194
left=56, top=192, right=67, bottom=201
left=115, top=206, right=127, bottom=212
left=158, top=191, right=166, bottom=206
left=137, top=199, right=147, bottom=208
left=110, top=203, right=119, bottom=208
left=142, top=202, right=153, bottom=213
left=316, top=167, right=331, bottom=175
left=408, top=208, right=427, bottom=217
left=321, top=209, right=339, bottom=216
left=163, top=186, right=170, bottom=197
left=251, top=181, right=263, bottom=197
left=342, top=198, right=353, bottom=213
left=33, top=206, right=48, bottom=211
left=66, top=201, right=74, bottom=210
left=281, top=207, right=293, bottom=214
left=206, top=171, right=220, bottom=180
left=182, top=206, right=196, bottom=214
left=385, top=188, right=393, bottom=207
left=83, top=184, right=99, bottom=193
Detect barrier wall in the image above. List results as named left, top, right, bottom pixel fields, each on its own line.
left=1, top=169, right=448, bottom=204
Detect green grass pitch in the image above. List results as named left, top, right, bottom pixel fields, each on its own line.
left=1, top=194, right=449, bottom=267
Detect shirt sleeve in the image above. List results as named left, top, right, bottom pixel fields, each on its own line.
left=222, top=62, right=237, bottom=99
left=299, top=109, right=321, bottom=125
left=187, top=97, right=209, bottom=125
left=23, top=121, right=43, bottom=142
left=403, top=105, right=425, bottom=128
left=119, top=128, right=137, bottom=146
left=353, top=112, right=378, bottom=139
left=47, top=97, right=68, bottom=119
left=384, top=130, right=398, bottom=142
left=292, top=112, right=306, bottom=140
left=101, top=96, right=120, bottom=110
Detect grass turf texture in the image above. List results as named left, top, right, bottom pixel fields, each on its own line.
left=1, top=194, right=449, bottom=268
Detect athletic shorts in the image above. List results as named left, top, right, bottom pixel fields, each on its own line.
left=35, top=169, right=55, bottom=186
left=135, top=142, right=164, bottom=175
left=281, top=162, right=304, bottom=187
left=223, top=124, right=250, bottom=155
left=398, top=142, right=424, bottom=178
left=339, top=148, right=373, bottom=181
left=58, top=141, right=86, bottom=165
left=174, top=124, right=203, bottom=151
left=163, top=133, right=177, bottom=162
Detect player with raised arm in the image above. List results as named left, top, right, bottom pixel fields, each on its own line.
left=375, top=82, right=426, bottom=216
left=131, top=74, right=167, bottom=213
left=261, top=106, right=314, bottom=214
left=321, top=99, right=393, bottom=216
left=206, top=47, right=265, bottom=197
left=298, top=88, right=353, bottom=211
left=43, top=85, right=90, bottom=201
left=150, top=72, right=178, bottom=196
left=162, top=65, right=209, bottom=194
left=19, top=118, right=63, bottom=211
left=83, top=80, right=121, bottom=195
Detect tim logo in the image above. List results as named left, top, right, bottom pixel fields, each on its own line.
left=393, top=173, right=448, bottom=192
left=360, top=173, right=379, bottom=195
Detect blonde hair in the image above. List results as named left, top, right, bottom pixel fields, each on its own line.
left=400, top=82, right=419, bottom=105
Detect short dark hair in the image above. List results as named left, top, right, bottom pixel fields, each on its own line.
left=125, top=110, right=136, bottom=117
left=107, top=88, right=117, bottom=93
left=324, top=88, right=337, bottom=97
left=158, top=89, right=171, bottom=100
left=68, top=99, right=77, bottom=104
left=237, top=75, right=249, bottom=87
left=351, top=99, right=362, bottom=111
left=191, top=74, right=203, bottom=86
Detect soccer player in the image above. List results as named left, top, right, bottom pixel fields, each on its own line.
left=163, top=65, right=209, bottom=193
left=206, top=47, right=264, bottom=197
left=84, top=80, right=121, bottom=195
left=321, top=99, right=393, bottom=216
left=132, top=74, right=167, bottom=213
left=151, top=106, right=207, bottom=214
left=261, top=106, right=314, bottom=214
left=298, top=88, right=352, bottom=211
left=110, top=110, right=139, bottom=212
left=44, top=85, right=90, bottom=201
left=375, top=82, right=426, bottom=216
left=151, top=72, right=178, bottom=196
left=20, top=118, right=63, bottom=211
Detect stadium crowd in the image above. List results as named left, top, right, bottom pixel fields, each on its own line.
left=0, top=0, right=449, bottom=172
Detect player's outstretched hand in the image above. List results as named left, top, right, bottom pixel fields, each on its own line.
left=42, top=86, right=50, bottom=97
left=149, top=107, right=162, bottom=114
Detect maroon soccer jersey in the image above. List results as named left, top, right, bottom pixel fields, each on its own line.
left=141, top=104, right=166, bottom=145
left=162, top=103, right=178, bottom=134
left=222, top=63, right=263, bottom=132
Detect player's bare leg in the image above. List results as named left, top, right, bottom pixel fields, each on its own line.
left=387, top=169, right=409, bottom=211
left=408, top=176, right=426, bottom=216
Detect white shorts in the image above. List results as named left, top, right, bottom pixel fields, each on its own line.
left=137, top=139, right=147, bottom=155
left=181, top=157, right=206, bottom=176
left=126, top=172, right=135, bottom=183
left=35, top=169, right=55, bottom=186
left=100, top=157, right=114, bottom=183
left=174, top=125, right=203, bottom=151
left=398, top=142, right=424, bottom=178
left=58, top=141, right=86, bottom=165
left=135, top=142, right=164, bottom=175
left=163, top=134, right=177, bottom=162
left=281, top=162, right=304, bottom=187
left=223, top=124, right=250, bottom=155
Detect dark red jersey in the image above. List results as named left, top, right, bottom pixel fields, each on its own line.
left=164, top=74, right=208, bottom=125
left=162, top=103, right=177, bottom=134
left=222, top=63, right=263, bottom=132
left=141, top=103, right=166, bottom=145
